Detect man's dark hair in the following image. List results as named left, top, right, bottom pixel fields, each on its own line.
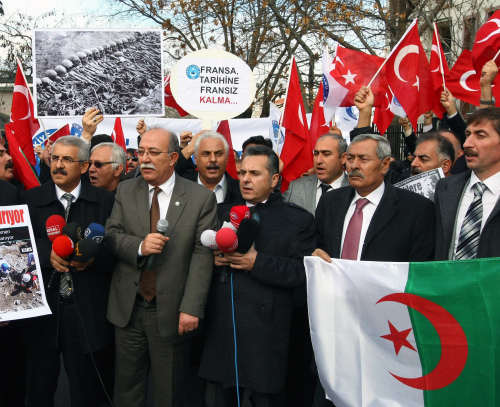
left=90, top=134, right=113, bottom=151
left=416, top=132, right=455, bottom=163
left=317, top=132, right=348, bottom=155
left=244, top=145, right=279, bottom=178
left=126, top=148, right=137, bottom=155
left=435, top=129, right=463, bottom=148
left=242, top=136, right=273, bottom=154
left=466, top=107, right=500, bottom=138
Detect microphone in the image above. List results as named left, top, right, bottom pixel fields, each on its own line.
left=72, top=238, right=99, bottom=262
left=215, top=228, right=238, bottom=253
left=143, top=219, right=169, bottom=272
left=46, top=215, right=66, bottom=242
left=84, top=223, right=105, bottom=244
left=220, top=212, right=237, bottom=231
left=62, top=223, right=82, bottom=245
left=235, top=218, right=261, bottom=254
left=230, top=205, right=251, bottom=229
left=201, top=230, right=218, bottom=249
left=48, top=235, right=74, bottom=289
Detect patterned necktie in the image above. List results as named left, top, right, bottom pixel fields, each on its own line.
left=140, top=187, right=161, bottom=302
left=60, top=193, right=74, bottom=296
left=455, top=182, right=487, bottom=260
left=320, top=183, right=332, bottom=195
left=341, top=198, right=370, bottom=260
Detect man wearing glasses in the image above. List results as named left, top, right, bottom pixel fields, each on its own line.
left=89, top=142, right=127, bottom=192
left=20, top=136, right=116, bottom=407
left=105, top=126, right=218, bottom=407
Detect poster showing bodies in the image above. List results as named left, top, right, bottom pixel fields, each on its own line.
left=0, top=205, right=51, bottom=322
left=32, top=29, right=164, bottom=118
left=394, top=168, right=444, bottom=202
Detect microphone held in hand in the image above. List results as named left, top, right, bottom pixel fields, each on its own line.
left=144, top=219, right=169, bottom=272
left=62, top=222, right=82, bottom=245
left=84, top=223, right=105, bottom=244
left=45, top=215, right=66, bottom=242
left=235, top=218, right=260, bottom=254
left=48, top=235, right=74, bottom=290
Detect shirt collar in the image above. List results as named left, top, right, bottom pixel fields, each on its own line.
left=149, top=172, right=176, bottom=197
left=198, top=173, right=226, bottom=193
left=351, top=181, right=385, bottom=207
left=317, top=173, right=346, bottom=190
left=470, top=171, right=500, bottom=195
left=55, top=181, right=81, bottom=202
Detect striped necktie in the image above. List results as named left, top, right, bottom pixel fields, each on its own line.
left=60, top=193, right=74, bottom=296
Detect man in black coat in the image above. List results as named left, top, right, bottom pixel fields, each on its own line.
left=199, top=146, right=316, bottom=407
left=0, top=178, right=20, bottom=205
left=20, top=136, right=116, bottom=407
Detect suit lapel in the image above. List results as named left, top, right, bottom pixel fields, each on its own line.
left=331, top=187, right=355, bottom=258
left=307, top=175, right=318, bottom=214
left=165, top=177, right=187, bottom=238
left=362, top=183, right=397, bottom=256
left=137, top=179, right=151, bottom=236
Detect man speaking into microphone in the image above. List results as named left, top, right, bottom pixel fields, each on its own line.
left=105, top=126, right=218, bottom=407
left=20, top=136, right=116, bottom=407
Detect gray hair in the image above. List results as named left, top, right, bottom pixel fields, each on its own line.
left=143, top=125, right=180, bottom=153
left=317, top=133, right=348, bottom=155
left=91, top=142, right=127, bottom=171
left=349, top=134, right=391, bottom=160
left=194, top=131, right=229, bottom=156
left=52, top=136, right=89, bottom=161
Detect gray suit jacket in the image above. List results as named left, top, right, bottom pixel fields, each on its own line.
left=105, top=175, right=218, bottom=342
left=435, top=170, right=500, bottom=260
left=283, top=173, right=349, bottom=215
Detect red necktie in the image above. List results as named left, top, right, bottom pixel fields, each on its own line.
left=341, top=198, right=369, bottom=260
left=140, top=187, right=160, bottom=302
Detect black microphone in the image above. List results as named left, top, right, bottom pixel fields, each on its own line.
left=62, top=222, right=82, bottom=245
left=235, top=218, right=261, bottom=254
left=143, top=219, right=169, bottom=271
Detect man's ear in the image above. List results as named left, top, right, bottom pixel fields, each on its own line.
left=380, top=156, right=390, bottom=175
left=271, top=173, right=280, bottom=189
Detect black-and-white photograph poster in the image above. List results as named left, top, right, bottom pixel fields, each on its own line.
left=394, top=167, right=444, bottom=202
left=33, top=29, right=164, bottom=118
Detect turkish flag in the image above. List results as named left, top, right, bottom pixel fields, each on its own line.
left=112, top=118, right=127, bottom=152
left=4, top=123, right=40, bottom=190
left=385, top=19, right=434, bottom=129
left=44, top=124, right=71, bottom=146
left=331, top=46, right=388, bottom=107
left=309, top=82, right=331, bottom=150
left=164, top=74, right=189, bottom=117
left=430, top=24, right=450, bottom=118
left=10, top=59, right=40, bottom=166
left=471, top=10, right=500, bottom=73
left=216, top=120, right=238, bottom=179
left=280, top=57, right=313, bottom=192
left=373, top=91, right=395, bottom=136
left=447, top=49, right=500, bottom=107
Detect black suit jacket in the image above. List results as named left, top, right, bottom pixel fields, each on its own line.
left=20, top=180, right=116, bottom=352
left=0, top=179, right=20, bottom=205
left=316, top=182, right=435, bottom=262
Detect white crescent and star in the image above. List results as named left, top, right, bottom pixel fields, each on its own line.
left=476, top=18, right=500, bottom=43
left=394, top=45, right=419, bottom=84
left=342, top=69, right=357, bottom=85
left=460, top=70, right=479, bottom=92
left=377, top=293, right=468, bottom=391
left=431, top=44, right=440, bottom=72
left=298, top=106, right=304, bottom=126
left=13, top=85, right=31, bottom=120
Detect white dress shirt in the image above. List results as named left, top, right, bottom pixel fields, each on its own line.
left=198, top=174, right=226, bottom=204
left=340, top=182, right=385, bottom=260
left=55, top=182, right=82, bottom=206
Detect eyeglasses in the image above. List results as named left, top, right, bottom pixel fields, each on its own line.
left=137, top=149, right=171, bottom=158
left=127, top=157, right=138, bottom=162
left=49, top=155, right=86, bottom=165
left=89, top=160, right=118, bottom=169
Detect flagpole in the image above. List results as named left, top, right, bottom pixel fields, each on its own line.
left=277, top=56, right=295, bottom=156
left=367, top=19, right=418, bottom=87
left=493, top=49, right=500, bottom=62
left=434, top=23, right=447, bottom=92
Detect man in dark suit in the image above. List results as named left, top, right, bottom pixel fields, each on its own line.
left=105, top=126, right=218, bottom=407
left=199, top=146, right=316, bottom=407
left=284, top=133, right=349, bottom=215
left=20, top=136, right=116, bottom=407
left=0, top=178, right=20, bottom=204
left=314, top=133, right=435, bottom=263
left=435, top=107, right=500, bottom=260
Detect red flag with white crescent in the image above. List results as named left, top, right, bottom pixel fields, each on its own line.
left=10, top=59, right=40, bottom=166
left=309, top=82, right=331, bottom=150
left=430, top=24, right=450, bottom=119
left=373, top=91, right=395, bottom=136
left=471, top=10, right=500, bottom=73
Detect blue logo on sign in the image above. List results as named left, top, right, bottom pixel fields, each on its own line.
left=322, top=74, right=329, bottom=103
left=186, top=65, right=201, bottom=79
left=393, top=96, right=402, bottom=107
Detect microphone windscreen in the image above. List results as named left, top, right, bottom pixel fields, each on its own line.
left=73, top=238, right=99, bottom=262
left=84, top=223, right=105, bottom=244
left=230, top=205, right=251, bottom=229
left=52, top=235, right=75, bottom=258
left=215, top=228, right=238, bottom=253
left=248, top=206, right=261, bottom=224
left=46, top=215, right=66, bottom=242
left=221, top=221, right=237, bottom=231
left=201, top=230, right=218, bottom=249
left=156, top=219, right=169, bottom=234
left=62, top=223, right=82, bottom=245
left=236, top=218, right=261, bottom=254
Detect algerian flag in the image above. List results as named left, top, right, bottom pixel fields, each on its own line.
left=305, top=256, right=500, bottom=407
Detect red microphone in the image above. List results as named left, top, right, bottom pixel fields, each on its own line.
left=215, top=228, right=238, bottom=253
left=230, top=205, right=250, bottom=229
left=52, top=235, right=75, bottom=258
left=46, top=215, right=66, bottom=242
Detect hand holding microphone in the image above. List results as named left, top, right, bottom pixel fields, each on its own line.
left=143, top=219, right=169, bottom=271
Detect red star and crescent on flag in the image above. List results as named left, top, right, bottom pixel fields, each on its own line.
left=381, top=321, right=417, bottom=355
left=471, top=10, right=500, bottom=73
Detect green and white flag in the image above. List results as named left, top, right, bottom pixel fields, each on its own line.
left=305, top=256, right=500, bottom=407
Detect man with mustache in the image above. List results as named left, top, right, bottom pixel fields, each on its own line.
left=410, top=132, right=455, bottom=178
left=88, top=142, right=127, bottom=192
left=20, top=136, right=116, bottom=407
left=0, top=143, right=14, bottom=183
left=313, top=133, right=435, bottom=263
left=435, top=107, right=500, bottom=260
